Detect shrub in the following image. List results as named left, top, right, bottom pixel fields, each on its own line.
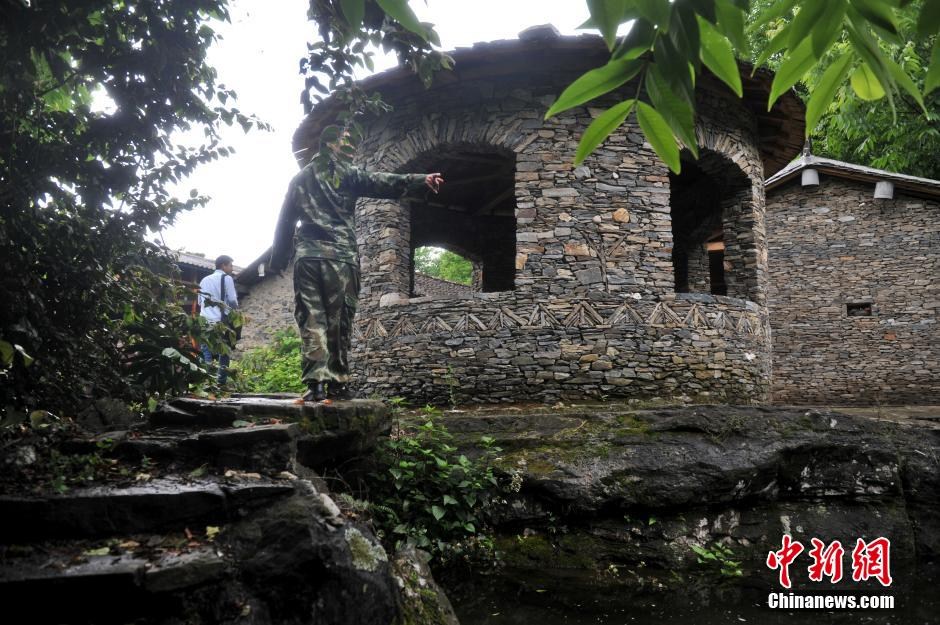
left=234, top=330, right=306, bottom=393
left=364, top=404, right=504, bottom=562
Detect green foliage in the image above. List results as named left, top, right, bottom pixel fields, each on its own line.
left=366, top=404, right=504, bottom=561
left=413, top=246, right=474, bottom=286
left=537, top=0, right=940, bottom=172
left=691, top=542, right=744, bottom=578
left=1, top=1, right=264, bottom=420
left=750, top=3, right=940, bottom=179
left=304, top=1, right=451, bottom=172
left=234, top=330, right=307, bottom=394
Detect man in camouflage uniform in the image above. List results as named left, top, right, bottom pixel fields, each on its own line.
left=270, top=148, right=443, bottom=401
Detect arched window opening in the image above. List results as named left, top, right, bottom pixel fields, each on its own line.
left=412, top=245, right=478, bottom=296
left=670, top=151, right=751, bottom=299
left=403, top=144, right=516, bottom=295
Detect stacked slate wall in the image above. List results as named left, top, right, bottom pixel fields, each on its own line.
left=236, top=264, right=295, bottom=351
left=350, top=62, right=772, bottom=404
left=766, top=178, right=940, bottom=404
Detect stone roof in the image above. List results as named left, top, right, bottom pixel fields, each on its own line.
left=413, top=272, right=472, bottom=297
left=765, top=154, right=940, bottom=199
left=293, top=28, right=805, bottom=176
left=175, top=251, right=243, bottom=274
left=175, top=251, right=215, bottom=271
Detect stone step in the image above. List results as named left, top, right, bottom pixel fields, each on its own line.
left=151, top=396, right=388, bottom=433
left=147, top=397, right=392, bottom=471
left=0, top=477, right=295, bottom=542
left=122, top=423, right=303, bottom=472
left=0, top=539, right=227, bottom=620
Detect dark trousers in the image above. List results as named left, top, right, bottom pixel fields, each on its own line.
left=293, top=257, right=360, bottom=384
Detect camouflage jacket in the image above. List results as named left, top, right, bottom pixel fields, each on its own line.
left=270, top=162, right=428, bottom=268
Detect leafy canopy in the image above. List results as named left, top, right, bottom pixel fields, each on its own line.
left=1, top=1, right=261, bottom=419
left=747, top=2, right=940, bottom=179
left=413, top=246, right=474, bottom=286
left=546, top=0, right=940, bottom=173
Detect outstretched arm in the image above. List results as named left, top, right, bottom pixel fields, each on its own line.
left=339, top=167, right=444, bottom=199
left=270, top=180, right=298, bottom=272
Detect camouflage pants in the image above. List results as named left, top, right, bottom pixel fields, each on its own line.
left=293, top=257, right=360, bottom=384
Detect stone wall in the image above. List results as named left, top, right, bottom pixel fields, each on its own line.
left=237, top=263, right=296, bottom=351
left=345, top=62, right=771, bottom=403
left=766, top=178, right=940, bottom=404
left=356, top=291, right=770, bottom=404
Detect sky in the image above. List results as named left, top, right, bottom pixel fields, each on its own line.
left=159, top=0, right=591, bottom=268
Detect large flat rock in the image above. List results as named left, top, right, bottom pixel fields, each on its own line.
left=434, top=404, right=940, bottom=593
left=0, top=477, right=294, bottom=541
left=152, top=397, right=388, bottom=432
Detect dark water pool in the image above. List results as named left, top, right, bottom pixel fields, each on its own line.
left=450, top=566, right=940, bottom=625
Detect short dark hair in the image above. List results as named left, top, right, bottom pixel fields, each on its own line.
left=215, top=255, right=233, bottom=268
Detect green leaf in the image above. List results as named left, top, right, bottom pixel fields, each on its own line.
left=574, top=98, right=637, bottom=165
left=754, top=27, right=791, bottom=69
left=786, top=1, right=831, bottom=50
left=42, top=88, right=72, bottom=113
left=645, top=66, right=698, bottom=157
left=882, top=53, right=926, bottom=112
left=768, top=38, right=817, bottom=108
left=636, top=101, right=681, bottom=173
left=714, top=0, right=746, bottom=50
left=671, top=5, right=702, bottom=72
left=84, top=546, right=111, bottom=557
left=464, top=522, right=476, bottom=532
left=635, top=0, right=672, bottom=31
left=375, top=0, right=427, bottom=40
left=431, top=505, right=446, bottom=521
left=545, top=57, right=644, bottom=119
left=443, top=494, right=458, bottom=506
left=0, top=340, right=14, bottom=366
left=654, top=35, right=695, bottom=103
left=926, top=39, right=940, bottom=95
left=810, top=1, right=848, bottom=58
left=613, top=18, right=656, bottom=59
left=340, top=0, right=365, bottom=32
left=845, top=22, right=895, bottom=113
left=698, top=17, right=742, bottom=97
left=851, top=63, right=886, bottom=100
left=751, top=0, right=796, bottom=30
left=850, top=0, right=899, bottom=36
left=918, top=0, right=940, bottom=38
left=805, top=52, right=854, bottom=133
left=587, top=0, right=628, bottom=50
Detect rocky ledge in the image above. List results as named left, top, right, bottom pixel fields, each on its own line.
left=437, top=403, right=940, bottom=600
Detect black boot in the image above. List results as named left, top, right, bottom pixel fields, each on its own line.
left=302, top=382, right=327, bottom=402
left=327, top=383, right=354, bottom=400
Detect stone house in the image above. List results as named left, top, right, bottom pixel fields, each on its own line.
left=236, top=29, right=937, bottom=405
left=765, top=155, right=940, bottom=405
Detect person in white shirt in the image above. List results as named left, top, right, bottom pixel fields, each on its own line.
left=198, top=255, right=239, bottom=384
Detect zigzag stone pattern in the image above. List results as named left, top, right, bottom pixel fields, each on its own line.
left=352, top=292, right=770, bottom=405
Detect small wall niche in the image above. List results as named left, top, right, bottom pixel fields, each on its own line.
left=846, top=302, right=873, bottom=317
